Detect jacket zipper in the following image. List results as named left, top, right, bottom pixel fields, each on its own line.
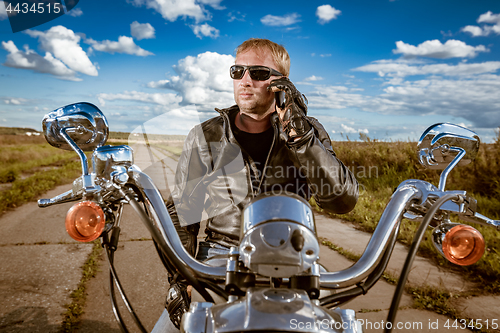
left=255, top=118, right=278, bottom=195
left=220, top=108, right=278, bottom=197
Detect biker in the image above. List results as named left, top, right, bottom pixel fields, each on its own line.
left=157, top=38, right=359, bottom=331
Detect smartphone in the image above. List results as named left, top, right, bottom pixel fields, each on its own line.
left=275, top=91, right=286, bottom=109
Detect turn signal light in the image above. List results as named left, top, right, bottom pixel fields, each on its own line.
left=65, top=201, right=105, bottom=242
left=442, top=225, right=485, bottom=266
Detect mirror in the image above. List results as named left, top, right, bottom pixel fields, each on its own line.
left=417, top=123, right=480, bottom=170
left=42, top=102, right=109, bottom=152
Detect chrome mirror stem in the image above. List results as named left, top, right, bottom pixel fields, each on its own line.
left=60, top=127, right=89, bottom=175
left=60, top=127, right=100, bottom=195
left=438, top=147, right=465, bottom=191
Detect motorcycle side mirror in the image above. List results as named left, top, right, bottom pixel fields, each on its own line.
left=42, top=102, right=109, bottom=152
left=417, top=123, right=480, bottom=191
left=42, top=102, right=109, bottom=191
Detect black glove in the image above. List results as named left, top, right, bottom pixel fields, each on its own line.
left=268, top=77, right=310, bottom=142
left=165, top=282, right=190, bottom=329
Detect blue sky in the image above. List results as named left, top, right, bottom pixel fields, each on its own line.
left=0, top=0, right=499, bottom=142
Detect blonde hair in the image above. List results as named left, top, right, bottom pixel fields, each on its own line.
left=236, top=38, right=290, bottom=77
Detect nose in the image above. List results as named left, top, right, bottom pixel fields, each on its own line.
left=239, top=69, right=252, bottom=86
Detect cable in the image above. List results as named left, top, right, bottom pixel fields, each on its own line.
left=104, top=244, right=148, bottom=333
left=384, top=193, right=459, bottom=333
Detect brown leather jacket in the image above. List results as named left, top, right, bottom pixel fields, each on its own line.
left=166, top=105, right=359, bottom=251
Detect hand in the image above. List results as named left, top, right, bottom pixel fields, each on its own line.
left=166, top=282, right=191, bottom=329
left=268, top=77, right=310, bottom=141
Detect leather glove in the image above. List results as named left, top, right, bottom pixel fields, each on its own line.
left=268, top=77, right=310, bottom=142
left=165, top=282, right=190, bottom=329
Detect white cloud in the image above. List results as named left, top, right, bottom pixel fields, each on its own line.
left=304, top=67, right=500, bottom=129
left=368, top=75, right=500, bottom=128
left=304, top=75, right=324, bottom=81
left=97, top=91, right=182, bottom=107
left=25, top=25, right=97, bottom=76
left=147, top=51, right=235, bottom=109
left=339, top=124, right=368, bottom=134
left=354, top=59, right=500, bottom=77
left=67, top=8, right=83, bottom=17
left=228, top=11, right=245, bottom=22
left=461, top=11, right=500, bottom=37
left=3, top=98, right=26, bottom=105
left=340, top=124, right=356, bottom=133
left=316, top=5, right=341, bottom=24
left=478, top=11, right=500, bottom=24
left=0, top=2, right=8, bottom=20
left=2, top=40, right=81, bottom=81
left=461, top=25, right=487, bottom=37
left=129, top=106, right=214, bottom=135
left=197, top=0, right=225, bottom=10
left=307, top=85, right=369, bottom=110
left=130, top=21, right=156, bottom=40
left=320, top=54, right=332, bottom=57
left=86, top=36, right=154, bottom=56
left=190, top=23, right=219, bottom=39
left=128, top=0, right=219, bottom=23
left=393, top=40, right=488, bottom=59
left=261, top=13, right=300, bottom=27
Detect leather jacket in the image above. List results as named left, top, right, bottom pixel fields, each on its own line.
left=166, top=105, right=359, bottom=251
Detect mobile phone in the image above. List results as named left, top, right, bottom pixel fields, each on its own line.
left=275, top=91, right=285, bottom=109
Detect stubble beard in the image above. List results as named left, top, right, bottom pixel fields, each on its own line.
left=236, top=94, right=275, bottom=121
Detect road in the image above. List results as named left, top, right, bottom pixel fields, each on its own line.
left=0, top=141, right=498, bottom=332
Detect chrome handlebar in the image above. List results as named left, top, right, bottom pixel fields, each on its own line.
left=320, top=183, right=423, bottom=288
left=38, top=165, right=499, bottom=289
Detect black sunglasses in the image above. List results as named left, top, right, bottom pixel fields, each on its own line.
left=230, top=65, right=283, bottom=81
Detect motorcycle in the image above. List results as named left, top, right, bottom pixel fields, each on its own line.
left=38, top=102, right=500, bottom=333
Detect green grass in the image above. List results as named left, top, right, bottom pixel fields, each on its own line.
left=0, top=160, right=82, bottom=213
left=315, top=129, right=500, bottom=293
left=0, top=134, right=83, bottom=215
left=321, top=238, right=491, bottom=333
left=60, top=241, right=102, bottom=333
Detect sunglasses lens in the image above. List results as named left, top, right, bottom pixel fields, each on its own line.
left=249, top=68, right=271, bottom=81
left=230, top=65, right=277, bottom=80
left=230, top=66, right=245, bottom=79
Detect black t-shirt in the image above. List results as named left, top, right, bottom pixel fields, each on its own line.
left=229, top=112, right=274, bottom=180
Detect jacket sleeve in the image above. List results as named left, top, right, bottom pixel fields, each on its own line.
left=286, top=117, right=359, bottom=214
left=164, top=125, right=208, bottom=256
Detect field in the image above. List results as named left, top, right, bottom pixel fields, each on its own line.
left=319, top=131, right=500, bottom=292
left=0, top=134, right=82, bottom=214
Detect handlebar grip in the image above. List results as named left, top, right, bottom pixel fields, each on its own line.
left=38, top=190, right=81, bottom=208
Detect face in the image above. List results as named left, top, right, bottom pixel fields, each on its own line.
left=233, top=48, right=281, bottom=119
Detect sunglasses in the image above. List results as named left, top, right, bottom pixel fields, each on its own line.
left=230, top=65, right=283, bottom=81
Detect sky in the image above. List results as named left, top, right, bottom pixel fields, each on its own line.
left=0, top=0, right=499, bottom=142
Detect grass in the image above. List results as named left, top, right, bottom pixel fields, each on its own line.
left=0, top=159, right=82, bottom=213
left=152, top=143, right=183, bottom=157
left=0, top=134, right=84, bottom=215
left=60, top=241, right=102, bottom=333
left=314, top=129, right=500, bottom=294
left=321, top=238, right=492, bottom=333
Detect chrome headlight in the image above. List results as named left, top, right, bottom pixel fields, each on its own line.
left=239, top=194, right=319, bottom=278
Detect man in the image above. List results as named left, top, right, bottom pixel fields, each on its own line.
left=161, top=38, right=358, bottom=330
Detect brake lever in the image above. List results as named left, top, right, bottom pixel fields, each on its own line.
left=38, top=190, right=82, bottom=208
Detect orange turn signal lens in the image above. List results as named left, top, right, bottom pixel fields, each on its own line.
left=65, top=201, right=105, bottom=242
left=442, top=225, right=485, bottom=266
